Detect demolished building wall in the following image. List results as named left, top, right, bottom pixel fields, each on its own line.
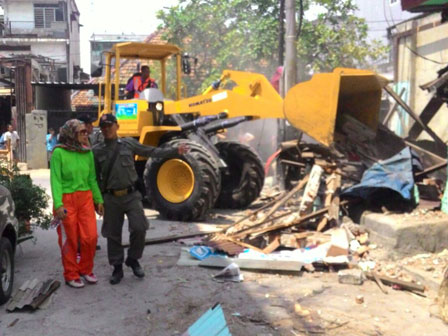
left=390, top=13, right=448, bottom=142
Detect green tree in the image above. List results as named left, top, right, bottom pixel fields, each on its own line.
left=157, top=0, right=387, bottom=94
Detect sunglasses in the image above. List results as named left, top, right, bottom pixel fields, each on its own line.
left=78, top=129, right=88, bottom=135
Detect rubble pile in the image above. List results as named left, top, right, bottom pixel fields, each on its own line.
left=179, top=142, right=437, bottom=295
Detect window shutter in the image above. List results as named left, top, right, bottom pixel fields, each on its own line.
left=44, top=8, right=55, bottom=28
left=34, top=7, right=44, bottom=28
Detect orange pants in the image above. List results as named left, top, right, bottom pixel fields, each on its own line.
left=56, top=190, right=97, bottom=281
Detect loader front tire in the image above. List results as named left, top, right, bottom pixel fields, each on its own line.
left=215, top=141, right=264, bottom=209
left=144, top=139, right=221, bottom=221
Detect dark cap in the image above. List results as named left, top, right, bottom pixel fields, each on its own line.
left=78, top=114, right=95, bottom=124
left=99, top=114, right=117, bottom=127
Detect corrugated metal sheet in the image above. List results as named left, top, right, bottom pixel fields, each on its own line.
left=207, top=240, right=245, bottom=256
left=6, top=278, right=60, bottom=312
left=182, top=303, right=231, bottom=336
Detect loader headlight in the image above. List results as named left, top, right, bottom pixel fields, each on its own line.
left=155, top=102, right=163, bottom=111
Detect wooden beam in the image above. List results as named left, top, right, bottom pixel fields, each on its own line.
left=365, top=272, right=425, bottom=293
left=415, top=161, right=447, bottom=178
left=384, top=85, right=446, bottom=149
left=383, top=87, right=406, bottom=125
left=258, top=174, right=309, bottom=223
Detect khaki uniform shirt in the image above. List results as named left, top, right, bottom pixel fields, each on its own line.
left=92, top=137, right=176, bottom=192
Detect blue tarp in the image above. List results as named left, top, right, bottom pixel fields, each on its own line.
left=341, top=147, right=422, bottom=201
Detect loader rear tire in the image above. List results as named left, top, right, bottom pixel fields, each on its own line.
left=144, top=139, right=221, bottom=221
left=215, top=141, right=264, bottom=209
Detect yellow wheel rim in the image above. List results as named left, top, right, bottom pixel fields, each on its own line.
left=157, top=159, right=195, bottom=203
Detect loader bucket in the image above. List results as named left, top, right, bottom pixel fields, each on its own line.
left=284, top=68, right=389, bottom=147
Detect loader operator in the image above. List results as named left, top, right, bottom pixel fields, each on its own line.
left=126, top=65, right=158, bottom=99
left=93, top=114, right=188, bottom=285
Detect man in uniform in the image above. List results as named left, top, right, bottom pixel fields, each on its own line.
left=93, top=114, right=188, bottom=284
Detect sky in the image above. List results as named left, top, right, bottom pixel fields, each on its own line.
left=76, top=0, right=179, bottom=74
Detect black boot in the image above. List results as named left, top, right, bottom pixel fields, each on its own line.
left=110, top=264, right=124, bottom=285
left=125, top=257, right=145, bottom=278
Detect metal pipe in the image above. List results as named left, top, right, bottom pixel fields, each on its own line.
left=203, top=116, right=252, bottom=134
left=180, top=113, right=228, bottom=132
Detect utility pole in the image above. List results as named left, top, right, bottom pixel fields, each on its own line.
left=278, top=0, right=297, bottom=144
left=278, top=0, right=285, bottom=66
left=284, top=0, right=297, bottom=93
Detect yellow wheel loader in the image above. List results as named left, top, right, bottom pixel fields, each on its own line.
left=98, top=42, right=283, bottom=221
left=98, top=42, right=388, bottom=220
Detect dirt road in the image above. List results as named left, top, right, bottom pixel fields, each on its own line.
left=0, top=170, right=447, bottom=335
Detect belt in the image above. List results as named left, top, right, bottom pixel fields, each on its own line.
left=105, top=185, right=136, bottom=197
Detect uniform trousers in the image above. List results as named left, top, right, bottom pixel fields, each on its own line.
left=57, top=190, right=97, bottom=281
left=102, top=191, right=148, bottom=266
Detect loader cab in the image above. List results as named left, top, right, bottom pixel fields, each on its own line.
left=99, top=42, right=187, bottom=138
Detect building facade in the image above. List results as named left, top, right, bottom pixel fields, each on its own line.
left=0, top=0, right=81, bottom=81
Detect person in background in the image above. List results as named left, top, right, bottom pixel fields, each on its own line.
left=270, top=66, right=284, bottom=93
left=4, top=124, right=20, bottom=164
left=46, top=128, right=58, bottom=168
left=0, top=132, right=6, bottom=150
left=50, top=119, right=104, bottom=288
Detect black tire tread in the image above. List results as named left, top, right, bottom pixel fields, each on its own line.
left=215, top=141, right=264, bottom=209
left=0, top=237, right=14, bottom=305
left=144, top=139, right=221, bottom=221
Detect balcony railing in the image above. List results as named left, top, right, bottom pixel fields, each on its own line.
left=0, top=20, right=68, bottom=39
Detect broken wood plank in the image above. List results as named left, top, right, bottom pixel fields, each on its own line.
left=224, top=194, right=285, bottom=235
left=224, top=236, right=266, bottom=254
left=365, top=272, right=425, bottom=293
left=244, top=200, right=350, bottom=239
left=258, top=174, right=309, bottom=223
left=279, top=232, right=331, bottom=249
left=317, top=173, right=338, bottom=232
left=415, top=161, right=447, bottom=178
left=280, top=159, right=306, bottom=167
left=299, top=166, right=323, bottom=213
left=328, top=174, right=341, bottom=221
left=383, top=87, right=406, bottom=125
left=371, top=271, right=389, bottom=294
left=123, top=232, right=212, bottom=247
left=262, top=234, right=280, bottom=254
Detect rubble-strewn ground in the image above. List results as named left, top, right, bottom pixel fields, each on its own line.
left=0, top=170, right=447, bottom=336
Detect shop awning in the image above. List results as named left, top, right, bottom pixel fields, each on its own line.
left=401, top=0, right=448, bottom=12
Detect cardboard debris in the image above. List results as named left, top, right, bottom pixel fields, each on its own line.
left=326, top=229, right=349, bottom=257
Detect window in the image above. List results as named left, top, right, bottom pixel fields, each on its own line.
left=34, top=3, right=64, bottom=28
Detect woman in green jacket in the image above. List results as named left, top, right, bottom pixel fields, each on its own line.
left=50, top=119, right=104, bottom=288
